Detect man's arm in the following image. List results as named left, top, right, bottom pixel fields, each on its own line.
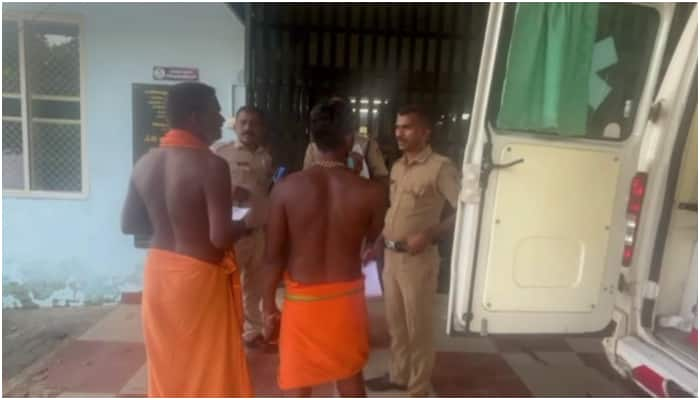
left=232, top=185, right=252, bottom=204
left=262, top=183, right=289, bottom=339
left=121, top=177, right=152, bottom=235
left=122, top=177, right=153, bottom=235
left=363, top=183, right=388, bottom=263
left=432, top=161, right=461, bottom=238
left=205, top=157, right=248, bottom=249
left=424, top=213, right=456, bottom=242
left=404, top=161, right=461, bottom=255
left=368, top=184, right=387, bottom=243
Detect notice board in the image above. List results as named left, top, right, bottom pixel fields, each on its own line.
left=132, top=83, right=170, bottom=247
left=132, top=83, right=170, bottom=163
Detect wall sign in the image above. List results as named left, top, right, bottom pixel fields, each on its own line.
left=132, top=83, right=171, bottom=248
left=132, top=83, right=170, bottom=163
left=153, top=66, right=199, bottom=81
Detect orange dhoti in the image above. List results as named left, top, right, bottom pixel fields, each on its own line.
left=278, top=276, right=369, bottom=390
left=142, top=249, right=252, bottom=397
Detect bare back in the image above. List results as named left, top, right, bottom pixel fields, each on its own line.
left=268, top=166, right=385, bottom=284
left=125, top=148, right=232, bottom=264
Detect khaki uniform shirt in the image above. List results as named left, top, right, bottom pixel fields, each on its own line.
left=303, top=136, right=389, bottom=178
left=383, top=146, right=460, bottom=242
left=213, top=140, right=273, bottom=228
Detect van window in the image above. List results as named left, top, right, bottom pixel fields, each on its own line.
left=489, top=4, right=659, bottom=140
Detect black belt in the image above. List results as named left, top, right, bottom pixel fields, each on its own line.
left=384, top=239, right=408, bottom=253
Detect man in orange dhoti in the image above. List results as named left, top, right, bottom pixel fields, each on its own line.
left=262, top=98, right=386, bottom=396
left=121, top=82, right=252, bottom=397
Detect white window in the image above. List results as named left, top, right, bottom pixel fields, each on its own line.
left=3, top=15, right=86, bottom=197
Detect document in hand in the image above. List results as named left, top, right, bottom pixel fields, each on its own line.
left=362, top=260, right=382, bottom=298
left=232, top=207, right=250, bottom=221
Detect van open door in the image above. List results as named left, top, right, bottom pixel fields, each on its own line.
left=448, top=3, right=680, bottom=334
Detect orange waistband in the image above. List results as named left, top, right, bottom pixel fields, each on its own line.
left=146, top=248, right=237, bottom=274
left=284, top=274, right=364, bottom=302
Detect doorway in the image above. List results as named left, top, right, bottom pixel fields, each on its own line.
left=245, top=4, right=489, bottom=291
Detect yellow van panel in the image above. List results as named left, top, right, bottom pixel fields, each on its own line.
left=482, top=144, right=620, bottom=313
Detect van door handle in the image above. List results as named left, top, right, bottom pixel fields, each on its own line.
left=678, top=202, right=697, bottom=212
left=480, top=141, right=525, bottom=189
left=479, top=157, right=524, bottom=189
left=492, top=158, right=525, bottom=170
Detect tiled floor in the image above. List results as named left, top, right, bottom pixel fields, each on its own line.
left=3, top=295, right=647, bottom=397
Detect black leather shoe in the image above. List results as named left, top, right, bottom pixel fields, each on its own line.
left=365, top=374, right=407, bottom=391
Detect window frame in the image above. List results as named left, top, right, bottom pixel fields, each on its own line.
left=3, top=11, right=88, bottom=200
left=485, top=3, right=662, bottom=144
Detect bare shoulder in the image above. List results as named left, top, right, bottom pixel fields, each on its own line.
left=204, top=151, right=230, bottom=182
left=132, top=148, right=161, bottom=175
left=270, top=169, right=306, bottom=201
left=341, top=173, right=383, bottom=205
left=280, top=169, right=308, bottom=187
left=207, top=151, right=229, bottom=167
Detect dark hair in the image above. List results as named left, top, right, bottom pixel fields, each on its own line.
left=166, top=82, right=217, bottom=128
left=235, top=105, right=265, bottom=122
left=397, top=104, right=433, bottom=127
left=309, top=98, right=356, bottom=152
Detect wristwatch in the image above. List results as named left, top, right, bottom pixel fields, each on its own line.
left=384, top=239, right=408, bottom=253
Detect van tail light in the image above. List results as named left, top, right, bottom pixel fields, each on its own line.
left=632, top=365, right=667, bottom=397
left=622, top=173, right=648, bottom=266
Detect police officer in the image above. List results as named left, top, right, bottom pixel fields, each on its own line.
left=366, top=104, right=460, bottom=396
left=213, top=106, right=273, bottom=350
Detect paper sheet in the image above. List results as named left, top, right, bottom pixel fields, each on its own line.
left=591, top=37, right=618, bottom=73
left=588, top=74, right=612, bottom=110
left=232, top=207, right=250, bottom=221
left=588, top=37, right=618, bottom=110
left=362, top=260, right=383, bottom=298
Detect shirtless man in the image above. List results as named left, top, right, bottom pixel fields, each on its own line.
left=121, top=82, right=251, bottom=396
left=262, top=98, right=386, bottom=397
left=122, top=83, right=248, bottom=261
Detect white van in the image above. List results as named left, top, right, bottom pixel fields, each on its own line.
left=447, top=3, right=697, bottom=396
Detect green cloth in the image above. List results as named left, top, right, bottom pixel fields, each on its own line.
left=496, top=3, right=599, bottom=136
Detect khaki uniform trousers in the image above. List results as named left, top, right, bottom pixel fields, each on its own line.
left=234, top=227, right=266, bottom=341
left=382, top=245, right=439, bottom=395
